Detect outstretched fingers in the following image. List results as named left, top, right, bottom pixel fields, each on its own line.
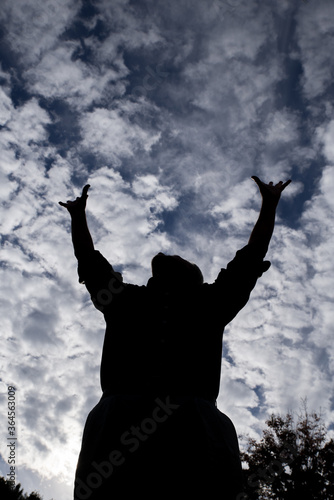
left=59, top=184, right=91, bottom=210
left=251, top=175, right=262, bottom=185
left=281, top=179, right=292, bottom=190
left=81, top=184, right=90, bottom=198
left=275, top=179, right=291, bottom=192
left=252, top=176, right=291, bottom=191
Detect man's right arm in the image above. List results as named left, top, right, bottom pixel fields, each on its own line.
left=59, top=184, right=94, bottom=259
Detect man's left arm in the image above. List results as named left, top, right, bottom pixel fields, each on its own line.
left=213, top=176, right=291, bottom=325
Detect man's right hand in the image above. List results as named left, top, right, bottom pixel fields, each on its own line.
left=59, top=184, right=90, bottom=215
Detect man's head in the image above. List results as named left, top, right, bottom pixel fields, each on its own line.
left=151, top=252, right=203, bottom=288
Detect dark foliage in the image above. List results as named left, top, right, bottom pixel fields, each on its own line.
left=240, top=406, right=334, bottom=499
left=0, top=476, right=43, bottom=500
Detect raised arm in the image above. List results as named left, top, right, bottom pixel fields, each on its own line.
left=59, top=184, right=94, bottom=259
left=248, top=176, right=291, bottom=257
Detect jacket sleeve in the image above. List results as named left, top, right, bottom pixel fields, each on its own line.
left=77, top=250, right=125, bottom=313
left=214, top=243, right=271, bottom=325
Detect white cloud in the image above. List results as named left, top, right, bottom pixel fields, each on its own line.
left=317, top=120, right=334, bottom=166
left=0, top=0, right=80, bottom=64
left=79, top=107, right=161, bottom=162
left=0, top=87, right=12, bottom=126
left=296, top=0, right=334, bottom=100
left=263, top=109, right=300, bottom=146
left=82, top=167, right=178, bottom=283
left=24, top=44, right=127, bottom=109
left=3, top=98, right=50, bottom=143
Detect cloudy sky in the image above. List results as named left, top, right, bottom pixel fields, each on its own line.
left=0, top=0, right=334, bottom=497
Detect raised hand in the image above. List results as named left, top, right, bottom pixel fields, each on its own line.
left=251, top=176, right=291, bottom=205
left=59, top=184, right=90, bottom=215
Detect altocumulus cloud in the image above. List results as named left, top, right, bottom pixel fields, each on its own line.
left=0, top=0, right=334, bottom=498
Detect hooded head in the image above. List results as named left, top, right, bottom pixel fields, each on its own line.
left=151, top=252, right=203, bottom=288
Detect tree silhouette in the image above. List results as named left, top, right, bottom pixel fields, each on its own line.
left=240, top=405, right=334, bottom=499
left=0, top=476, right=43, bottom=500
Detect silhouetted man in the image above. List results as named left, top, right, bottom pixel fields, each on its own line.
left=60, top=176, right=290, bottom=499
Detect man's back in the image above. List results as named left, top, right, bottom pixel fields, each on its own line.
left=77, top=243, right=267, bottom=401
